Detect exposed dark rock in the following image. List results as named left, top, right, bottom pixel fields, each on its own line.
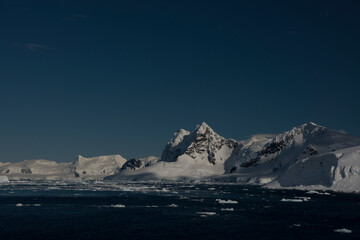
left=21, top=168, right=32, bottom=174
left=122, top=158, right=143, bottom=170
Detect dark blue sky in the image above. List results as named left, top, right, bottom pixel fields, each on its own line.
left=1, top=0, right=360, bottom=162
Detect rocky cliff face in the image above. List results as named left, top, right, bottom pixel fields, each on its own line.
left=120, top=156, right=159, bottom=172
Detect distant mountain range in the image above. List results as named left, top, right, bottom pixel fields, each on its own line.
left=1, top=122, right=360, bottom=192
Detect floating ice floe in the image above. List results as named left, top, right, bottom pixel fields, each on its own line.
left=220, top=208, right=234, bottom=211
left=110, top=204, right=126, bottom=208
left=334, top=228, right=352, bottom=234
left=280, top=198, right=303, bottom=202
left=306, top=190, right=331, bottom=195
left=191, top=198, right=204, bottom=202
left=295, top=196, right=311, bottom=201
left=15, top=203, right=41, bottom=207
left=216, top=199, right=238, bottom=204
left=197, top=212, right=216, bottom=216
left=167, top=204, right=178, bottom=207
left=145, top=205, right=159, bottom=208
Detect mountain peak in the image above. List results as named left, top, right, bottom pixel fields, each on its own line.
left=169, top=129, right=190, bottom=147
left=302, top=122, right=322, bottom=128
left=195, top=122, right=214, bottom=135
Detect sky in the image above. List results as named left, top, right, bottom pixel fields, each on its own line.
left=1, top=0, right=360, bottom=162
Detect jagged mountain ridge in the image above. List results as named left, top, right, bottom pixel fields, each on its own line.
left=234, top=122, right=360, bottom=172
left=107, top=122, right=239, bottom=180
left=108, top=122, right=360, bottom=188
left=2, top=121, right=360, bottom=193
left=160, top=122, right=238, bottom=165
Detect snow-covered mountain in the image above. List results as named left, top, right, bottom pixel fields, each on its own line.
left=71, top=154, right=126, bottom=179
left=223, top=122, right=360, bottom=192
left=107, top=122, right=360, bottom=192
left=107, top=122, right=239, bottom=180
left=161, top=122, right=239, bottom=166
left=2, top=121, right=360, bottom=192
left=270, top=145, right=360, bottom=192
left=0, top=159, right=73, bottom=180
left=0, top=154, right=127, bottom=180
left=233, top=122, right=360, bottom=171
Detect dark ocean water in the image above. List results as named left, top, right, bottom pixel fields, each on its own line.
left=0, top=180, right=359, bottom=240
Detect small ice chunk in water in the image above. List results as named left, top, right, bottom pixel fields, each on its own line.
left=216, top=199, right=238, bottom=204
left=110, top=204, right=126, bottom=208
left=280, top=198, right=303, bottom=202
left=197, top=212, right=216, bottom=216
left=221, top=208, right=234, bottom=211
left=295, top=196, right=310, bottom=201
left=16, top=203, right=23, bottom=207
left=208, top=188, right=216, bottom=191
left=334, top=228, right=352, bottom=234
left=306, top=190, right=330, bottom=196
left=167, top=204, right=178, bottom=207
